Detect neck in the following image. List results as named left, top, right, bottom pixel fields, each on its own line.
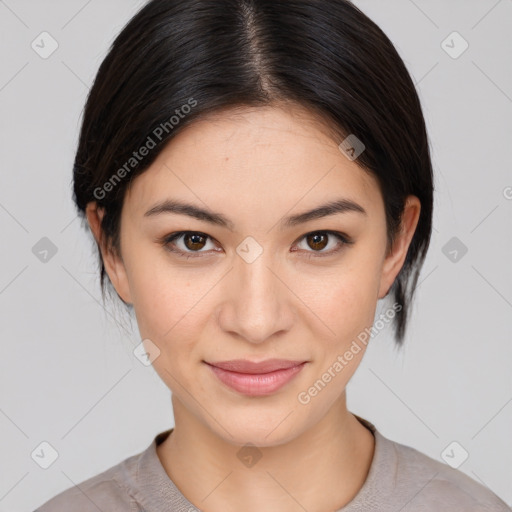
left=156, top=392, right=375, bottom=512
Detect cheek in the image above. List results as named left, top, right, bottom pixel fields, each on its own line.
left=297, top=257, right=381, bottom=345
left=131, top=269, right=208, bottom=386
left=123, top=246, right=205, bottom=342
left=327, top=284, right=376, bottom=350
left=134, top=279, right=205, bottom=343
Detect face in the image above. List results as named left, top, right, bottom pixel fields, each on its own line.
left=88, top=104, right=420, bottom=447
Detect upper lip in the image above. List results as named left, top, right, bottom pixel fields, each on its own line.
left=205, top=359, right=307, bottom=374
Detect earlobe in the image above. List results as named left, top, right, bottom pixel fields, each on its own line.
left=378, top=196, right=421, bottom=299
left=85, top=202, right=133, bottom=305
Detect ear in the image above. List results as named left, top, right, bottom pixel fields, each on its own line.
left=378, top=195, right=421, bottom=299
left=85, top=202, right=133, bottom=305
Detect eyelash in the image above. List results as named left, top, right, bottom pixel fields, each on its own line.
left=160, top=230, right=354, bottom=260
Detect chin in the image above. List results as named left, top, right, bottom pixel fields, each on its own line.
left=208, top=409, right=304, bottom=448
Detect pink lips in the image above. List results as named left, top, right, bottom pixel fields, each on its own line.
left=205, top=359, right=307, bottom=396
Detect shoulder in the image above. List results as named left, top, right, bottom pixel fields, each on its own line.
left=33, top=450, right=143, bottom=512
left=388, top=436, right=511, bottom=511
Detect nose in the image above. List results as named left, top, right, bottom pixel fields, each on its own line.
left=215, top=250, right=295, bottom=344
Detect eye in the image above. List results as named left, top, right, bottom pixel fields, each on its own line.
left=292, top=230, right=353, bottom=257
left=161, top=231, right=219, bottom=258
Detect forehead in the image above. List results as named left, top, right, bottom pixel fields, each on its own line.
left=123, top=105, right=381, bottom=223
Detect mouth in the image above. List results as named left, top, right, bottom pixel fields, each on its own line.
left=204, top=359, right=308, bottom=396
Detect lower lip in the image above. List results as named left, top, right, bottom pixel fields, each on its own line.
left=207, top=362, right=307, bottom=396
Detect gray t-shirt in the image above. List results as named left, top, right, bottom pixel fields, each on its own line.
left=34, top=415, right=511, bottom=511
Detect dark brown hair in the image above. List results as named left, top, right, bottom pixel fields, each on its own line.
left=72, top=0, right=434, bottom=346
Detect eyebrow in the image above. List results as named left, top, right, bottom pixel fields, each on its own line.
left=143, top=198, right=367, bottom=230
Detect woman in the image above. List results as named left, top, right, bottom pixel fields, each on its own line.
left=35, top=0, right=511, bottom=510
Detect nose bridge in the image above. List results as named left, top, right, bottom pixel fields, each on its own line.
left=220, top=245, right=293, bottom=343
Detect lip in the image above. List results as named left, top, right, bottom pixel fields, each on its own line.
left=205, top=359, right=307, bottom=396
left=207, top=358, right=307, bottom=374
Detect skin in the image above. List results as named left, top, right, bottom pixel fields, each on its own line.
left=86, top=103, right=420, bottom=512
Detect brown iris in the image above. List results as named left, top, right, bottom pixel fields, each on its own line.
left=183, top=233, right=207, bottom=251
left=306, top=232, right=329, bottom=251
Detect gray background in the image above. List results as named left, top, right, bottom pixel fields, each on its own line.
left=1, top=0, right=511, bottom=510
